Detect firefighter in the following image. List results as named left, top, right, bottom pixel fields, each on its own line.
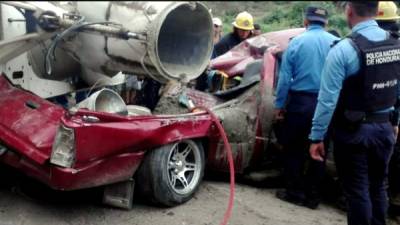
left=376, top=1, right=400, bottom=32
left=309, top=2, right=400, bottom=224
left=375, top=1, right=400, bottom=222
left=212, top=11, right=254, bottom=59
left=273, top=6, right=339, bottom=209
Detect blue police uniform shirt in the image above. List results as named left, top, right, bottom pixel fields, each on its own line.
left=274, top=24, right=339, bottom=109
left=310, top=20, right=400, bottom=141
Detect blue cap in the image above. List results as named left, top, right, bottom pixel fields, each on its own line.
left=305, top=6, right=328, bottom=24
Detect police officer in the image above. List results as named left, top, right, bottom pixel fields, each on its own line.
left=375, top=1, right=400, bottom=222
left=212, top=11, right=254, bottom=59
left=274, top=6, right=339, bottom=209
left=309, top=2, right=400, bottom=225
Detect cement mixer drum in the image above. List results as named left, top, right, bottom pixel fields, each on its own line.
left=37, top=1, right=215, bottom=84
left=0, top=1, right=214, bottom=97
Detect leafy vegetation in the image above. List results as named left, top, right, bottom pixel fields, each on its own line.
left=203, top=1, right=350, bottom=37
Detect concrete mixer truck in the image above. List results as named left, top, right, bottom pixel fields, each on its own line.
left=0, top=1, right=304, bottom=209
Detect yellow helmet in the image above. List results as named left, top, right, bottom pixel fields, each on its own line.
left=232, top=11, right=254, bottom=31
left=376, top=1, right=400, bottom=21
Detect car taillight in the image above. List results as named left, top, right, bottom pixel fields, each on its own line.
left=50, top=125, right=75, bottom=168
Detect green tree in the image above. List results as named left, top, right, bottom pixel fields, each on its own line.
left=204, top=1, right=350, bottom=37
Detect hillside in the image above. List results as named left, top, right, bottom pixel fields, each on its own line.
left=202, top=1, right=349, bottom=37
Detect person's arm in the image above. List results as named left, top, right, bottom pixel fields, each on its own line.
left=309, top=43, right=350, bottom=161
left=274, top=43, right=295, bottom=110
left=309, top=47, right=347, bottom=142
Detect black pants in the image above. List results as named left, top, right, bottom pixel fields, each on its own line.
left=281, top=91, right=325, bottom=200
left=389, top=137, right=400, bottom=214
left=333, top=122, right=395, bottom=225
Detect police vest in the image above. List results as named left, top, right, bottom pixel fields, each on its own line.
left=337, top=32, right=400, bottom=113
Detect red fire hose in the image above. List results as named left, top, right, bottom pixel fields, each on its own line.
left=194, top=106, right=235, bottom=225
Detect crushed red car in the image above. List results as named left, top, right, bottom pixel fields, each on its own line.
left=0, top=27, right=305, bottom=209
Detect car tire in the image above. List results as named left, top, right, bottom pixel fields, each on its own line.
left=137, top=139, right=205, bottom=206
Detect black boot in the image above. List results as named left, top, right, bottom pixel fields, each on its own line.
left=303, top=197, right=321, bottom=210
left=276, top=190, right=306, bottom=207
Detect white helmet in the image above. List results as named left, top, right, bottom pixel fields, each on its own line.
left=213, top=17, right=223, bottom=27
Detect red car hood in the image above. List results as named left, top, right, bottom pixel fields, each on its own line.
left=211, top=28, right=305, bottom=77
left=0, top=75, right=64, bottom=164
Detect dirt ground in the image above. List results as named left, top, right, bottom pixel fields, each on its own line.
left=0, top=166, right=398, bottom=225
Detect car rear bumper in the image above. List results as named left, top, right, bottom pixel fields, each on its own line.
left=0, top=149, right=144, bottom=190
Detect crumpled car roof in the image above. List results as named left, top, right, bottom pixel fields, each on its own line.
left=210, top=28, right=305, bottom=77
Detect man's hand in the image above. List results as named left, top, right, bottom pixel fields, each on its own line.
left=274, top=109, right=285, bottom=121
left=394, top=126, right=399, bottom=142
left=309, top=142, right=325, bottom=162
